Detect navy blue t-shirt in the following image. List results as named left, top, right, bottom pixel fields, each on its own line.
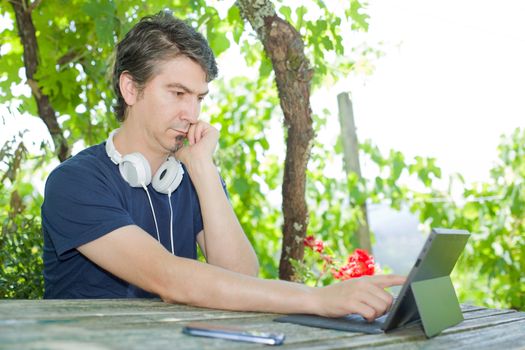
left=42, top=142, right=206, bottom=299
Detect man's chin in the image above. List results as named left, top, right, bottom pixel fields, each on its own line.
left=168, top=142, right=184, bottom=154
left=167, top=135, right=186, bottom=153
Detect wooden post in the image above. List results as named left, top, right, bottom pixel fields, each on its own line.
left=337, top=92, right=372, bottom=253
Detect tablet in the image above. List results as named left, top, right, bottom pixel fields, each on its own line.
left=382, top=227, right=470, bottom=332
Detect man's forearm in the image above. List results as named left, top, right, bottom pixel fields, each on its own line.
left=161, top=255, right=314, bottom=314
left=187, top=158, right=259, bottom=275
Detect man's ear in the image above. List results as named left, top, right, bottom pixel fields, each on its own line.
left=119, top=71, right=138, bottom=106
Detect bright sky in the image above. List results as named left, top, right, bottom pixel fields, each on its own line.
left=327, top=0, right=525, bottom=185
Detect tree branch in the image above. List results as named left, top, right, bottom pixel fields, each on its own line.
left=57, top=49, right=82, bottom=66
left=11, top=0, right=70, bottom=162
left=28, top=0, right=41, bottom=13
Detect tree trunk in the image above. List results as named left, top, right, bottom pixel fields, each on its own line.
left=237, top=0, right=314, bottom=281
left=11, top=0, right=69, bottom=162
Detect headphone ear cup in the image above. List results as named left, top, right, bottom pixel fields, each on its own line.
left=119, top=153, right=152, bottom=188
left=152, top=157, right=184, bottom=194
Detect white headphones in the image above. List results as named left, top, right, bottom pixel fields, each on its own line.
left=105, top=129, right=184, bottom=194
left=105, top=129, right=183, bottom=255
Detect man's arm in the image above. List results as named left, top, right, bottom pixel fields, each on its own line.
left=178, top=121, right=259, bottom=276
left=193, top=160, right=258, bottom=276
left=78, top=226, right=405, bottom=320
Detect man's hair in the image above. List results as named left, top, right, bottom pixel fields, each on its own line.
left=112, top=11, right=218, bottom=121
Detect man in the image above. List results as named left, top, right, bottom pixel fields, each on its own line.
left=42, top=11, right=404, bottom=321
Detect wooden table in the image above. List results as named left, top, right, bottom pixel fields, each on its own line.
left=0, top=299, right=524, bottom=349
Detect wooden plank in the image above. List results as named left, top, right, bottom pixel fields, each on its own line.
left=0, top=300, right=493, bottom=320
left=444, top=309, right=525, bottom=333
left=0, top=299, right=269, bottom=320
left=460, top=304, right=489, bottom=313
left=461, top=308, right=517, bottom=320
left=369, top=318, right=525, bottom=350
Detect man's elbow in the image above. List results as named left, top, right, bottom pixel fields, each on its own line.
left=157, top=279, right=198, bottom=306
left=237, top=257, right=259, bottom=277
left=249, top=259, right=259, bottom=277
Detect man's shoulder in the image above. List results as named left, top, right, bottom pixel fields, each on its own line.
left=60, top=143, right=106, bottom=167
left=55, top=142, right=109, bottom=170
left=46, top=143, right=112, bottom=188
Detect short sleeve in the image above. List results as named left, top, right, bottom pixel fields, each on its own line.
left=42, top=159, right=134, bottom=259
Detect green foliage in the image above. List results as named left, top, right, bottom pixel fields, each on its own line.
left=408, top=128, right=525, bottom=310
left=209, top=76, right=283, bottom=278
left=0, top=209, right=44, bottom=299
left=0, top=138, right=49, bottom=299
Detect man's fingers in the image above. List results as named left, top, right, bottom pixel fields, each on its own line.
left=360, top=291, right=390, bottom=319
left=187, top=124, right=197, bottom=145
left=349, top=302, right=378, bottom=322
left=367, top=282, right=394, bottom=306
left=371, top=274, right=406, bottom=289
left=194, top=122, right=204, bottom=143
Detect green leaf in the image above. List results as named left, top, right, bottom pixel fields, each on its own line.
left=227, top=6, right=244, bottom=44
left=321, top=36, right=333, bottom=50
left=390, top=151, right=405, bottom=181
left=82, top=0, right=117, bottom=47
left=209, top=31, right=230, bottom=57
left=463, top=202, right=479, bottom=220
left=259, top=57, right=273, bottom=78
left=296, top=6, right=307, bottom=30
left=347, top=0, right=370, bottom=31
left=279, top=6, right=292, bottom=22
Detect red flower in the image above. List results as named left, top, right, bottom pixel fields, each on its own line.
left=304, top=235, right=324, bottom=253
left=332, top=249, right=375, bottom=280
left=304, top=235, right=315, bottom=248
left=303, top=237, right=375, bottom=281
left=313, top=240, right=324, bottom=253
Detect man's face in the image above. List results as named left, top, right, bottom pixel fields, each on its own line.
left=130, top=56, right=209, bottom=154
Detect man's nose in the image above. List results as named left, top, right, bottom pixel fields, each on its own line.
left=181, top=97, right=200, bottom=123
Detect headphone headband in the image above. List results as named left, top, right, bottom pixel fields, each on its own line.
left=105, top=129, right=122, bottom=164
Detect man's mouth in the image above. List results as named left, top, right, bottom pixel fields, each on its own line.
left=173, top=128, right=189, bottom=136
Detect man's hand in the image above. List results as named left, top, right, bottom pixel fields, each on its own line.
left=312, top=274, right=406, bottom=321
left=174, top=121, right=219, bottom=166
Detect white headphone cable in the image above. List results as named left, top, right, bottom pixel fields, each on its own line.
left=142, top=184, right=161, bottom=243
left=168, top=191, right=174, bottom=255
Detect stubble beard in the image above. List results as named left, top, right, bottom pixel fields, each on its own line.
left=169, top=135, right=186, bottom=153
